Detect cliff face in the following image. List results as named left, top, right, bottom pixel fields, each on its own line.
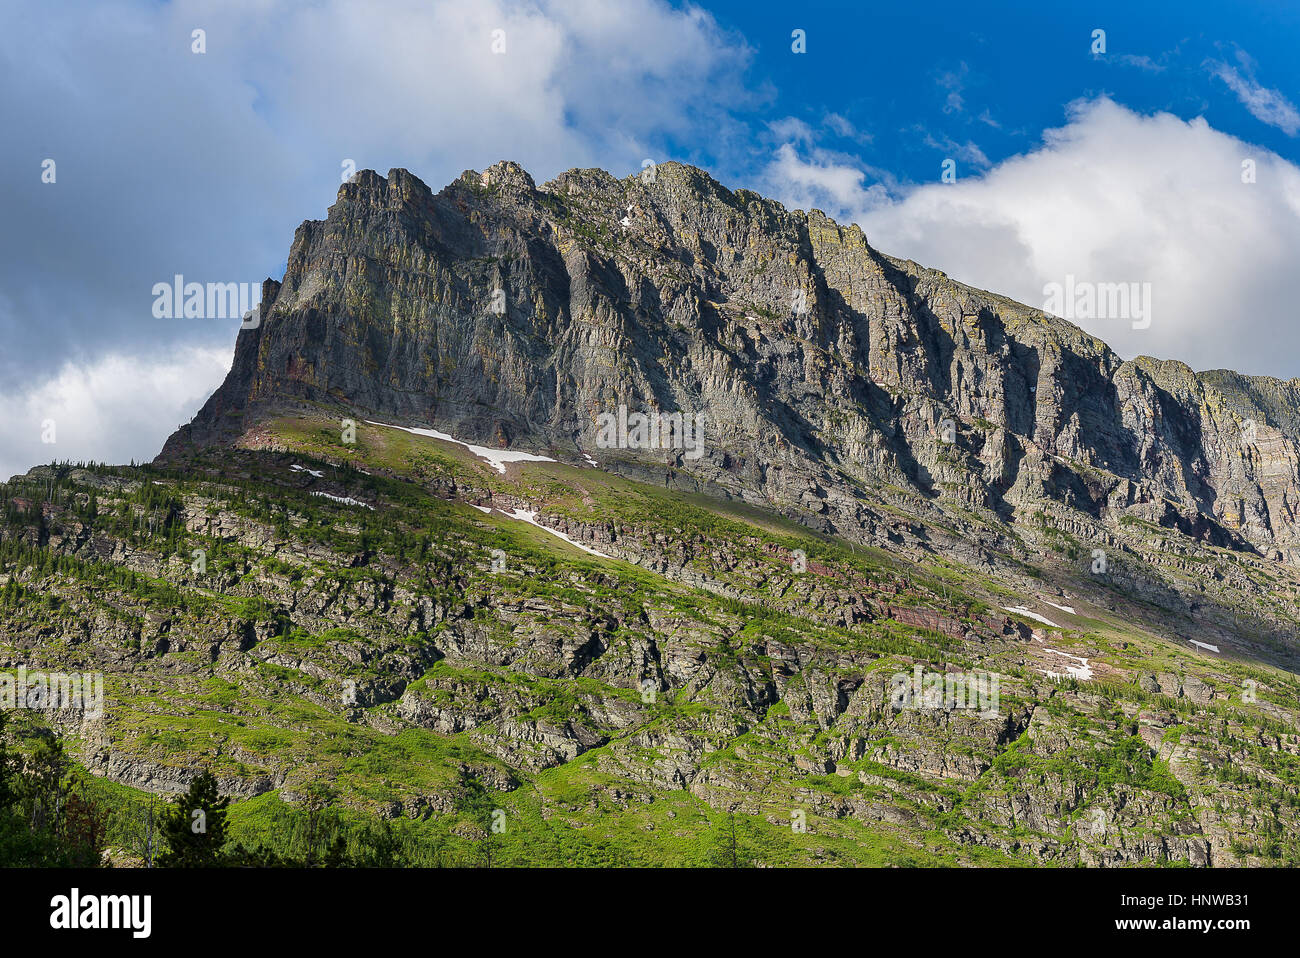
left=165, top=161, right=1300, bottom=563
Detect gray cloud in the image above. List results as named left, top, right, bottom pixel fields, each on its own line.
left=0, top=0, right=756, bottom=479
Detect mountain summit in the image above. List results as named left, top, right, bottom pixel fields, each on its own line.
left=166, top=160, right=1300, bottom=572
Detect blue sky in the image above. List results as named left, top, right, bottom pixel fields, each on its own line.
left=693, top=0, right=1300, bottom=184
left=3, top=0, right=1300, bottom=477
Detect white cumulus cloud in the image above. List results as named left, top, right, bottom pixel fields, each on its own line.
left=764, top=97, right=1300, bottom=378
left=0, top=347, right=233, bottom=482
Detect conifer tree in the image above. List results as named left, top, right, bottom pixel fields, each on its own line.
left=159, top=770, right=229, bottom=867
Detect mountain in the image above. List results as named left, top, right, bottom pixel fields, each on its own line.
left=168, top=160, right=1300, bottom=569
left=5, top=162, right=1300, bottom=867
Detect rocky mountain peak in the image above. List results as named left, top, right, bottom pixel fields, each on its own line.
left=164, top=160, right=1300, bottom=569
left=336, top=167, right=435, bottom=210
left=476, top=159, right=537, bottom=193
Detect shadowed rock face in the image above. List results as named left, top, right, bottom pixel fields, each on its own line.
left=164, top=160, right=1300, bottom=563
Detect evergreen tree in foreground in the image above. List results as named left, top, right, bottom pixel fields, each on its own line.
left=159, top=770, right=229, bottom=867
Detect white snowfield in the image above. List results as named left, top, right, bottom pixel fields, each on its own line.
left=502, top=508, right=612, bottom=558
left=366, top=420, right=556, bottom=475
left=1190, top=639, right=1221, bottom=653
left=1003, top=606, right=1061, bottom=628
left=290, top=464, right=324, bottom=478
left=1041, top=648, right=1094, bottom=681
left=311, top=491, right=374, bottom=510
left=1040, top=598, right=1076, bottom=615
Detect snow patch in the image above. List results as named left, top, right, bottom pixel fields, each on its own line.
left=1041, top=649, right=1093, bottom=681
left=367, top=420, right=556, bottom=475
left=1003, top=606, right=1061, bottom=628
left=290, top=464, right=324, bottom=478
left=311, top=491, right=374, bottom=510
left=471, top=504, right=492, bottom=514
left=502, top=508, right=611, bottom=558
left=1040, top=599, right=1076, bottom=615
left=1190, top=639, right=1221, bottom=653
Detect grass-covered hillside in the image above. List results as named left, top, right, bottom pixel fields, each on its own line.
left=3, top=409, right=1300, bottom=866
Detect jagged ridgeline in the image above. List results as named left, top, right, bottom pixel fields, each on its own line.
left=4, top=162, right=1300, bottom=867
